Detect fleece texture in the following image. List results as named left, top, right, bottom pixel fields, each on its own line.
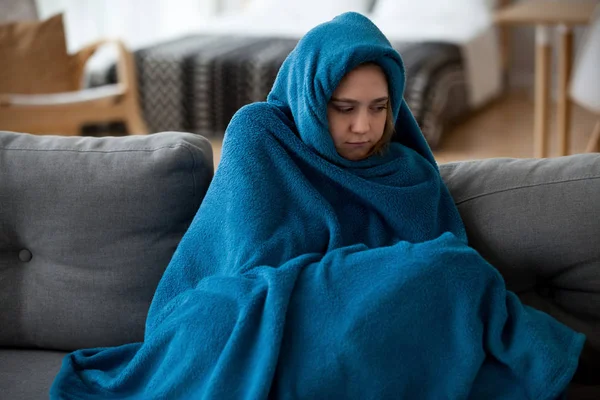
left=50, top=12, right=584, bottom=400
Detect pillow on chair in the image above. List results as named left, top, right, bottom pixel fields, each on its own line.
left=0, top=13, right=76, bottom=94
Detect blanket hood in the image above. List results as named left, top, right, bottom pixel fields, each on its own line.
left=267, top=12, right=436, bottom=169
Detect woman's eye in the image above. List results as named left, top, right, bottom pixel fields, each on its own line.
left=373, top=106, right=387, bottom=112
left=337, top=107, right=353, bottom=113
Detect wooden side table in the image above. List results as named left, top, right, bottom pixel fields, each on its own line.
left=495, top=0, right=597, bottom=158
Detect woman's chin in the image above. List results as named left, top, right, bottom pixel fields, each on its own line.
left=339, top=150, right=369, bottom=161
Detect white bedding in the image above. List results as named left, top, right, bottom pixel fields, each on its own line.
left=81, top=0, right=501, bottom=109
left=373, top=18, right=502, bottom=108
left=190, top=11, right=502, bottom=109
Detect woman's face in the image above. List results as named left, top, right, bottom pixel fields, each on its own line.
left=327, top=64, right=389, bottom=161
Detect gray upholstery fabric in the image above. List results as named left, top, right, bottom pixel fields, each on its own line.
left=0, top=349, right=65, bottom=400
left=0, top=131, right=213, bottom=351
left=439, top=154, right=600, bottom=356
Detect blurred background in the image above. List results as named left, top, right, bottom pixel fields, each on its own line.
left=1, top=0, right=598, bottom=168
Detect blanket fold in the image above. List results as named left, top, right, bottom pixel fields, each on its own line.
left=51, top=12, right=584, bottom=400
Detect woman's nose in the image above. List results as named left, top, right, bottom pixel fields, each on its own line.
left=351, top=111, right=370, bottom=134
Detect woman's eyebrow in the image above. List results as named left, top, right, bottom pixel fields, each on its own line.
left=330, top=96, right=389, bottom=104
left=371, top=97, right=389, bottom=103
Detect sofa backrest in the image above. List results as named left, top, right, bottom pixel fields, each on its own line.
left=2, top=131, right=597, bottom=356
left=0, top=131, right=213, bottom=351
left=440, top=154, right=600, bottom=352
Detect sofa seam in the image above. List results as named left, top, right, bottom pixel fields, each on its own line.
left=454, top=176, right=600, bottom=205
left=178, top=143, right=197, bottom=201
left=0, top=144, right=191, bottom=154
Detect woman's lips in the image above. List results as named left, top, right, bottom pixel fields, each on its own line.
left=346, top=141, right=369, bottom=146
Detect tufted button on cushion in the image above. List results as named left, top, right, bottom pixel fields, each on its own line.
left=18, top=249, right=32, bottom=262
left=0, top=131, right=213, bottom=352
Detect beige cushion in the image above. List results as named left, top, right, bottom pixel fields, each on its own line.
left=0, top=13, right=76, bottom=94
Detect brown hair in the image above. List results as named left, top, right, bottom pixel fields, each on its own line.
left=354, top=62, right=395, bottom=157
left=367, top=100, right=395, bottom=157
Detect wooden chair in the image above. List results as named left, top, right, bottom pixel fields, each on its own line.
left=0, top=15, right=148, bottom=136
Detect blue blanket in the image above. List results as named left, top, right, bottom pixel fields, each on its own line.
left=51, top=12, right=584, bottom=399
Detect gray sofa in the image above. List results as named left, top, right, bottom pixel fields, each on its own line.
left=0, top=130, right=598, bottom=399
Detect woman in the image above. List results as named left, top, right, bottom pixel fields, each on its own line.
left=326, top=62, right=393, bottom=161
left=51, top=12, right=587, bottom=399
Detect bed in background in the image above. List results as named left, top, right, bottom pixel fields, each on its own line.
left=371, top=0, right=504, bottom=146
left=98, top=0, right=503, bottom=149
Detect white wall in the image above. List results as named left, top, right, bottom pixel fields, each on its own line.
left=34, top=0, right=224, bottom=52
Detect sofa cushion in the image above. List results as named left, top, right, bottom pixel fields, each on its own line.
left=0, top=131, right=213, bottom=351
left=439, top=154, right=600, bottom=354
left=0, top=14, right=76, bottom=94
left=0, top=349, right=65, bottom=400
